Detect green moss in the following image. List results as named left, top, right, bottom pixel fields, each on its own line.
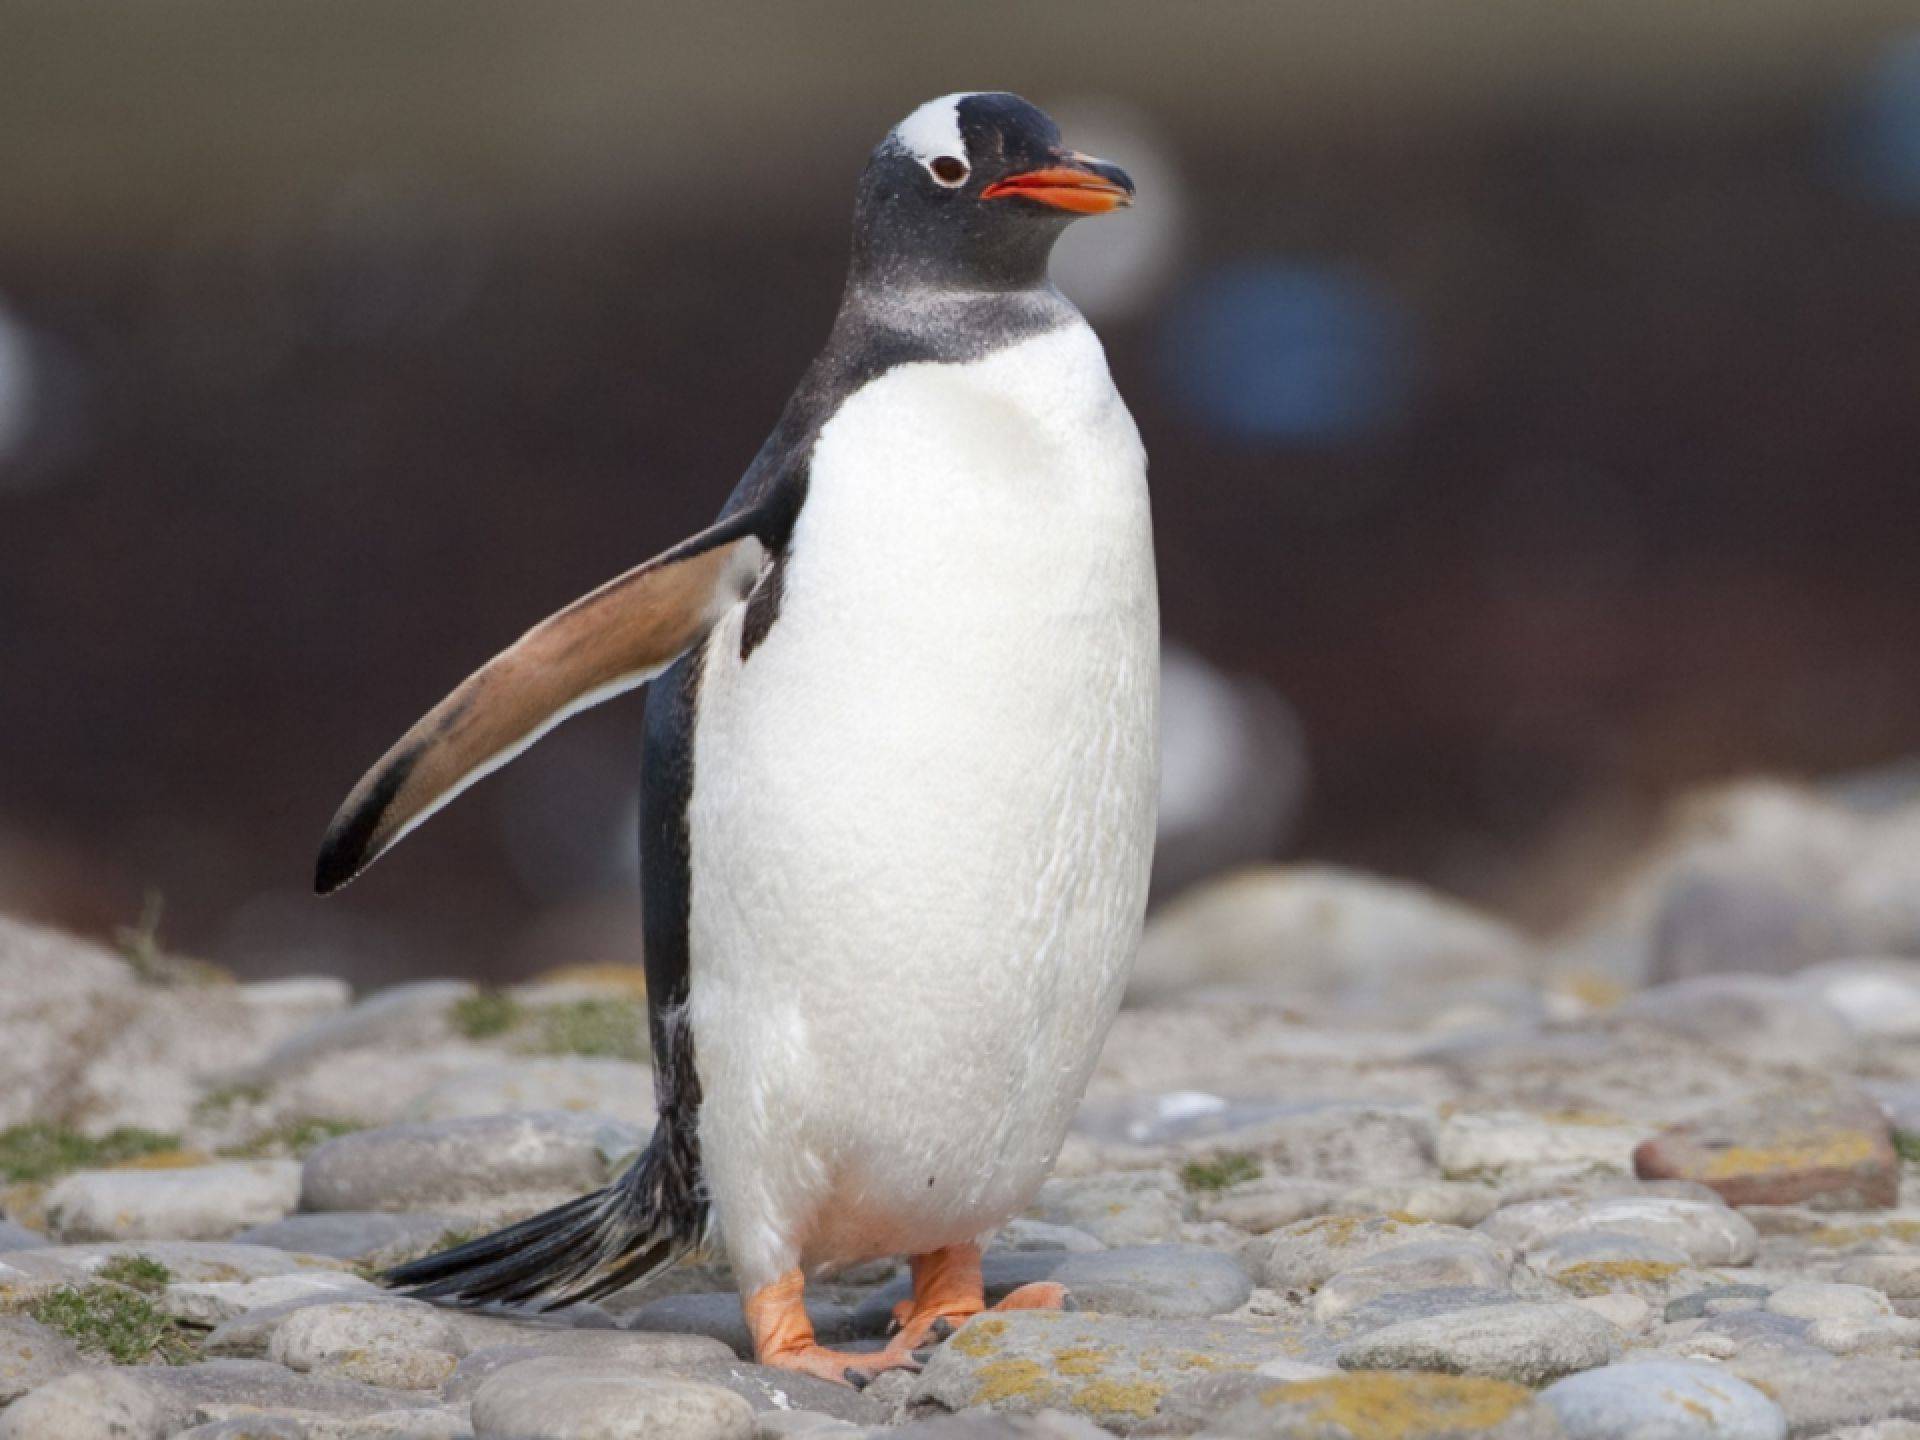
left=1894, top=1132, right=1920, bottom=1166
left=192, top=1083, right=268, bottom=1121
left=95, top=1254, right=171, bottom=1294
left=533, top=998, right=649, bottom=1061
left=220, top=1117, right=360, bottom=1160
left=1181, top=1152, right=1262, bottom=1193
left=29, top=1285, right=198, bottom=1365
left=452, top=990, right=523, bottom=1039
left=0, top=1124, right=182, bottom=1184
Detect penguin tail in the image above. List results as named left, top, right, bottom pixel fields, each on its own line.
left=384, top=1119, right=708, bottom=1310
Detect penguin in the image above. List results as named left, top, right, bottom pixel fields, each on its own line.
left=316, top=92, right=1158, bottom=1387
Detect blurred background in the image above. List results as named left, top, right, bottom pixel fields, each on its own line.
left=5, top=1, right=1920, bottom=987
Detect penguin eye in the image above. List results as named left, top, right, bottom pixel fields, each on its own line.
left=928, top=156, right=969, bottom=187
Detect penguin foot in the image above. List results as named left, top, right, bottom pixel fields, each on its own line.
left=746, top=1269, right=923, bottom=1389
left=994, top=1280, right=1072, bottom=1313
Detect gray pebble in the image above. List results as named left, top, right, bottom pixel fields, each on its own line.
left=1541, top=1361, right=1786, bottom=1440
left=469, top=1355, right=753, bottom=1439
left=235, top=1211, right=467, bottom=1266
left=0, top=1314, right=86, bottom=1404
left=1336, top=1300, right=1620, bottom=1385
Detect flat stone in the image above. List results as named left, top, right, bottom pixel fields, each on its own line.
left=1331, top=1182, right=1501, bottom=1229
left=0, top=1368, right=191, bottom=1440
left=268, top=1299, right=468, bottom=1390
left=1438, top=1111, right=1645, bottom=1183
left=1768, top=1281, right=1894, bottom=1321
left=0, top=1314, right=86, bottom=1404
left=1196, top=1179, right=1343, bottom=1234
left=1310, top=1238, right=1513, bottom=1323
left=138, top=1357, right=440, bottom=1423
left=990, top=1220, right=1105, bottom=1254
left=1479, top=1196, right=1758, bottom=1266
left=1664, top=1284, right=1773, bottom=1321
left=174, top=1421, right=316, bottom=1440
left=1577, top=1294, right=1652, bottom=1334
left=625, top=1291, right=857, bottom=1356
left=6, top=1241, right=348, bottom=1288
left=1526, top=1231, right=1713, bottom=1303
left=1031, top=1174, right=1184, bottom=1247
left=423, top=1319, right=734, bottom=1382
left=1199, top=1372, right=1560, bottom=1440
left=1634, top=1083, right=1899, bottom=1210
left=469, top=1355, right=753, bottom=1439
left=1247, top=1214, right=1462, bottom=1290
left=233, top=1212, right=466, bottom=1267
left=1335, top=1301, right=1620, bottom=1385
left=852, top=1246, right=1252, bottom=1331
left=405, top=1057, right=657, bottom=1128
left=163, top=1268, right=380, bottom=1325
left=1332, top=1287, right=1528, bottom=1339
left=1541, top=1360, right=1786, bottom=1440
left=909, top=1308, right=1312, bottom=1435
left=1180, top=1103, right=1440, bottom=1184
left=45, top=1160, right=303, bottom=1242
left=0, top=1220, right=48, bottom=1252
left=1838, top=1254, right=1920, bottom=1299
left=249, top=980, right=477, bottom=1079
left=891, top=1414, right=1115, bottom=1439
left=1724, top=1353, right=1920, bottom=1432
left=674, top=1359, right=889, bottom=1426
left=1609, top=974, right=1858, bottom=1068
left=1689, top=1307, right=1816, bottom=1356
left=1797, top=959, right=1920, bottom=1039
left=300, top=1111, right=643, bottom=1213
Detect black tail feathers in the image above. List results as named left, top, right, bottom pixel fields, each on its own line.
left=385, top=1121, right=707, bottom=1310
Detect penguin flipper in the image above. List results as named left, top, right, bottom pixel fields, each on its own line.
left=314, top=513, right=767, bottom=894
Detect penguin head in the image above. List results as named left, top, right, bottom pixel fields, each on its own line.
left=849, top=93, right=1135, bottom=292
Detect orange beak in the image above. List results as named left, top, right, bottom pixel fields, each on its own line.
left=981, top=153, right=1135, bottom=215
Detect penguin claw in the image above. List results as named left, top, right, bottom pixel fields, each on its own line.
left=929, top=1316, right=955, bottom=1342
left=844, top=1368, right=871, bottom=1391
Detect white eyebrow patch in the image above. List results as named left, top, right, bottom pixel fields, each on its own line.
left=892, top=93, right=975, bottom=166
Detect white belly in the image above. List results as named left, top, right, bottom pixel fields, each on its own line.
left=686, top=321, right=1158, bottom=1288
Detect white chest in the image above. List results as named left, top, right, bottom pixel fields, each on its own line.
left=685, top=320, right=1159, bottom=1282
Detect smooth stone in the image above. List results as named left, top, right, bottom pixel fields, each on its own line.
left=174, top=1421, right=315, bottom=1440
left=1838, top=1254, right=1920, bottom=1299
left=1608, top=975, right=1857, bottom=1068
left=1201, top=1371, right=1558, bottom=1440
left=405, top=1058, right=657, bottom=1128
left=1335, top=1301, right=1620, bottom=1385
left=1768, top=1281, right=1894, bottom=1321
left=1725, top=1353, right=1920, bottom=1432
left=0, top=1368, right=190, bottom=1440
left=1179, top=1102, right=1440, bottom=1184
left=0, top=1314, right=87, bottom=1404
left=6, top=1241, right=348, bottom=1287
left=910, top=1309, right=1314, bottom=1435
left=249, top=980, right=478, bottom=1079
left=990, top=1219, right=1105, bottom=1254
left=300, top=1111, right=643, bottom=1212
left=852, top=1245, right=1252, bottom=1331
left=1310, top=1238, right=1512, bottom=1323
left=625, top=1291, right=857, bottom=1357
left=675, top=1359, right=890, bottom=1426
left=1030, top=1174, right=1184, bottom=1247
left=1332, top=1286, right=1529, bottom=1339
left=268, top=1300, right=468, bottom=1390
left=423, top=1322, right=735, bottom=1390
left=1332, top=1182, right=1501, bottom=1228
left=469, top=1355, right=753, bottom=1440
left=234, top=1212, right=468, bottom=1267
left=1691, top=1308, right=1815, bottom=1355
left=890, top=1413, right=1115, bottom=1439
left=1478, top=1196, right=1758, bottom=1266
left=206, top=1292, right=437, bottom=1358
left=1438, top=1111, right=1644, bottom=1182
left=1665, top=1285, right=1773, bottom=1321
left=1634, top=1083, right=1899, bottom=1210
left=1247, top=1214, right=1459, bottom=1290
left=1541, top=1360, right=1785, bottom=1440
left=238, top=976, right=354, bottom=1034
left=1577, top=1294, right=1652, bottom=1334
left=1806, top=1314, right=1920, bottom=1356
left=163, top=1268, right=380, bottom=1325
left=0, top=1221, right=48, bottom=1252
left=1196, top=1179, right=1343, bottom=1234
left=1797, top=959, right=1920, bottom=1039
left=137, top=1356, right=440, bottom=1416
left=1525, top=1232, right=1711, bottom=1303
left=753, top=1413, right=863, bottom=1438
left=1127, top=866, right=1532, bottom=1007
left=45, top=1160, right=303, bottom=1242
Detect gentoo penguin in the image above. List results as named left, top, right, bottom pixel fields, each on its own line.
left=316, top=92, right=1158, bottom=1386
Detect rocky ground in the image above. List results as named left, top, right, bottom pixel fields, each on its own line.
left=7, top=780, right=1920, bottom=1438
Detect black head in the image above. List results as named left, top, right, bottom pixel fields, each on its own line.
left=848, top=92, right=1135, bottom=294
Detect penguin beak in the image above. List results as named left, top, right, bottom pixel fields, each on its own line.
left=981, top=152, right=1135, bottom=214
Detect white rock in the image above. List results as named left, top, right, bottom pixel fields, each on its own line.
left=1577, top=1293, right=1652, bottom=1334
left=162, top=1269, right=378, bottom=1326
left=470, top=1356, right=754, bottom=1440
left=406, top=1058, right=656, bottom=1127
left=1438, top=1110, right=1645, bottom=1181
left=0, top=1368, right=189, bottom=1440
left=1797, top=959, right=1920, bottom=1039
left=1310, top=1236, right=1512, bottom=1322
left=1542, top=1360, right=1785, bottom=1440
left=269, top=1299, right=467, bottom=1391
left=1766, top=1281, right=1894, bottom=1321
left=1335, top=1300, right=1620, bottom=1385
left=1804, top=1314, right=1920, bottom=1356
left=1479, top=1196, right=1759, bottom=1267
left=45, top=1161, right=302, bottom=1242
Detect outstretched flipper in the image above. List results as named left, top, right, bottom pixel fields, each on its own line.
left=314, top=512, right=767, bottom=894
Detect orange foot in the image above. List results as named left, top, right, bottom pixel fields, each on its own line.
left=745, top=1270, right=921, bottom=1389
left=889, top=1245, right=1074, bottom=1352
